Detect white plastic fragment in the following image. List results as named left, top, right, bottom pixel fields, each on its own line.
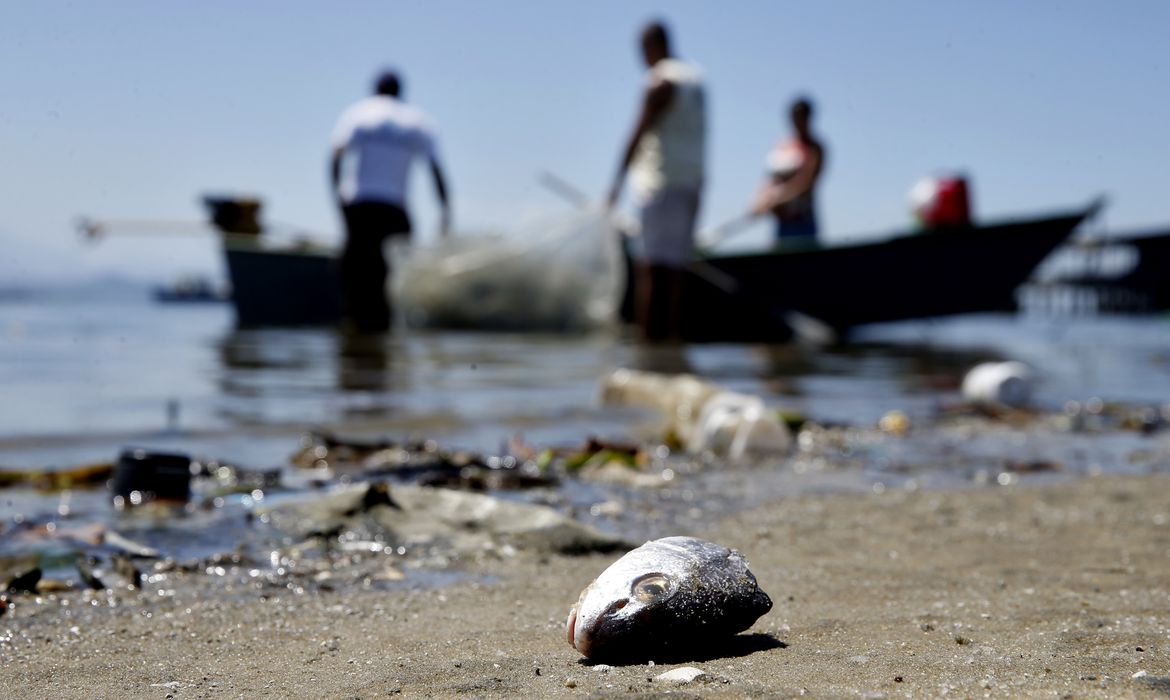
left=689, top=391, right=791, bottom=459
left=653, top=666, right=708, bottom=684
left=961, top=361, right=1036, bottom=408
left=600, top=369, right=790, bottom=459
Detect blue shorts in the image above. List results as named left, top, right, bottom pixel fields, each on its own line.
left=776, top=217, right=818, bottom=243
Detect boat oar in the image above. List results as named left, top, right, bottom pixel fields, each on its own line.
left=536, top=171, right=640, bottom=236
left=75, top=217, right=212, bottom=241
left=537, top=171, right=593, bottom=211
left=696, top=213, right=757, bottom=254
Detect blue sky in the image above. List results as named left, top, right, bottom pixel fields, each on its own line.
left=2, top=1, right=1167, bottom=283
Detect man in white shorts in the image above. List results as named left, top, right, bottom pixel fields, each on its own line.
left=330, top=69, right=451, bottom=332
left=607, top=20, right=706, bottom=341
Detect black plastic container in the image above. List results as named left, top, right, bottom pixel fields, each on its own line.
left=111, top=449, right=193, bottom=507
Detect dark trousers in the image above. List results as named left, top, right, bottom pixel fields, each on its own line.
left=340, top=201, right=411, bottom=333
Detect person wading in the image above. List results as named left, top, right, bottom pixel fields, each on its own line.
left=330, top=69, right=451, bottom=333
left=607, top=21, right=706, bottom=342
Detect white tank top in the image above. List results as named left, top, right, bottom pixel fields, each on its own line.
left=629, top=59, right=706, bottom=202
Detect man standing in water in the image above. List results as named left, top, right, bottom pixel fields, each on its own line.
left=608, top=21, right=706, bottom=342
left=330, top=69, right=451, bottom=332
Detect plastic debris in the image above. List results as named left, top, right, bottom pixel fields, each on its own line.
left=600, top=369, right=790, bottom=459
left=961, top=361, right=1035, bottom=408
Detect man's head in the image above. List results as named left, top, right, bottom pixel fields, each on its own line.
left=790, top=97, right=813, bottom=136
left=640, top=21, right=671, bottom=67
left=374, top=69, right=402, bottom=98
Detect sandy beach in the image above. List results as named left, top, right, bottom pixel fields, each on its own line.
left=3, top=472, right=1168, bottom=699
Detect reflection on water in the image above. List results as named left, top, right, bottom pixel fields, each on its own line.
left=628, top=342, right=694, bottom=375
left=3, top=290, right=1170, bottom=463
left=4, top=291, right=1170, bottom=577
left=336, top=331, right=394, bottom=393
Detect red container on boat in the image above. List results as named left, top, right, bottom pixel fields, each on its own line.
left=916, top=176, right=972, bottom=227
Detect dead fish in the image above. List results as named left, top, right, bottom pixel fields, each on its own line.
left=566, top=536, right=772, bottom=661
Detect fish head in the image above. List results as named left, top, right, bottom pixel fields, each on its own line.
left=567, top=536, right=772, bottom=661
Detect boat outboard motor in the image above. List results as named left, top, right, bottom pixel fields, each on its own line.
left=203, top=196, right=263, bottom=235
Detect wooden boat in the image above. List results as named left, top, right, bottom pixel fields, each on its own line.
left=623, top=198, right=1103, bottom=342
left=205, top=197, right=344, bottom=327
left=223, top=236, right=343, bottom=326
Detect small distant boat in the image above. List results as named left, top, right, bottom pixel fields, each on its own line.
left=1039, top=226, right=1170, bottom=311
left=153, top=275, right=230, bottom=303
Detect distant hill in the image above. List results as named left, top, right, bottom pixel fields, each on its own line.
left=0, top=274, right=151, bottom=302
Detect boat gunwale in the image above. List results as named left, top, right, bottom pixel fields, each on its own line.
left=694, top=198, right=1103, bottom=263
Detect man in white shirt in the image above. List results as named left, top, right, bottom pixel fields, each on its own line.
left=330, top=69, right=451, bottom=332
left=608, top=21, right=706, bottom=342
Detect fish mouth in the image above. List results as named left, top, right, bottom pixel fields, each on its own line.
left=567, top=606, right=595, bottom=656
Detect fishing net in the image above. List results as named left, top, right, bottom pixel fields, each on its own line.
left=392, top=210, right=624, bottom=332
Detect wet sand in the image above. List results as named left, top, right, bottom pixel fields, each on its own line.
left=3, top=473, right=1170, bottom=698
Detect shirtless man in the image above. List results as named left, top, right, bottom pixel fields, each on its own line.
left=752, top=97, right=825, bottom=244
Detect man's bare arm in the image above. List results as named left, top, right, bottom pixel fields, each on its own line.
left=431, top=158, right=451, bottom=237
left=329, top=147, right=344, bottom=207
left=751, top=143, right=823, bottom=215
left=607, top=79, right=674, bottom=208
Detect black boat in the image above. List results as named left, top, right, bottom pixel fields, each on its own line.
left=626, top=198, right=1102, bottom=342
left=205, top=197, right=344, bottom=327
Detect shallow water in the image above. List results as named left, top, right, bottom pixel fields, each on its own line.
left=2, top=284, right=1170, bottom=571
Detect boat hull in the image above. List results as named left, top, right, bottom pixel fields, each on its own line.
left=219, top=203, right=1096, bottom=335
left=223, top=241, right=343, bottom=327
left=636, top=204, right=1098, bottom=342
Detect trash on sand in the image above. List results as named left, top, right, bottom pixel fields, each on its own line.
left=687, top=391, right=792, bottom=460
left=5, top=567, right=42, bottom=594
left=0, top=461, right=115, bottom=491
left=600, top=369, right=791, bottom=459
left=111, top=449, right=194, bottom=508
left=878, top=410, right=911, bottom=436
left=961, top=361, right=1035, bottom=408
left=258, top=482, right=628, bottom=557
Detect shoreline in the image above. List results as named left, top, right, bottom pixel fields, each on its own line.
left=4, top=472, right=1170, bottom=698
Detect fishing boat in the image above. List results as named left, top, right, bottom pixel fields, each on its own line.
left=152, top=275, right=229, bottom=303
left=203, top=195, right=1099, bottom=335
left=625, top=198, right=1103, bottom=342
left=205, top=197, right=344, bottom=327
left=81, top=182, right=1102, bottom=334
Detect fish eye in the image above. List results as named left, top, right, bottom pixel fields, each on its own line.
left=632, top=573, right=671, bottom=602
